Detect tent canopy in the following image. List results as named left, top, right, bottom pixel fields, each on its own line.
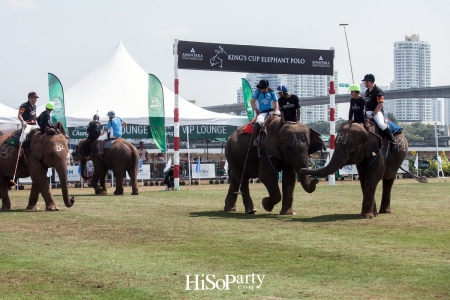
left=0, top=103, right=20, bottom=125
left=38, top=42, right=247, bottom=128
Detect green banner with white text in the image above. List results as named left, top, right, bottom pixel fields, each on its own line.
left=242, top=78, right=254, bottom=121
left=148, top=74, right=166, bottom=152
left=48, top=73, right=66, bottom=128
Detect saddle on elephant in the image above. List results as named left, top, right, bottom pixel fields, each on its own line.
left=363, top=120, right=403, bottom=151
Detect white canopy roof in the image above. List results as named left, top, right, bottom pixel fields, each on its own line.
left=38, top=42, right=247, bottom=128
left=0, top=103, right=20, bottom=125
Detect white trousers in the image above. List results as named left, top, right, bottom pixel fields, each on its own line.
left=98, top=133, right=120, bottom=141
left=366, top=111, right=387, bottom=131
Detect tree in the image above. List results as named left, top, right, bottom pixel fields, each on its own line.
left=400, top=122, right=433, bottom=142
left=386, top=112, right=398, bottom=124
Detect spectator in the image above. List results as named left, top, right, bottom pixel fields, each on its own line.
left=137, top=141, right=149, bottom=162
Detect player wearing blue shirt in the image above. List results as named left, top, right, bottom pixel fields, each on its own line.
left=250, top=79, right=279, bottom=147
left=98, top=110, right=128, bottom=155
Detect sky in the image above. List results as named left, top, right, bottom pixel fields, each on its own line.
left=1, top=0, right=450, bottom=119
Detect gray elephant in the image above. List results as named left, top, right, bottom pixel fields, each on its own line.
left=0, top=126, right=74, bottom=210
left=73, top=138, right=139, bottom=195
left=224, top=116, right=325, bottom=215
left=300, top=122, right=409, bottom=218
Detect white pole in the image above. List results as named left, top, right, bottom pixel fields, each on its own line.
left=187, top=128, right=192, bottom=185
left=173, top=39, right=180, bottom=190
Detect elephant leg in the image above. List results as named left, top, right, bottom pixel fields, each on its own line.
left=113, top=173, right=124, bottom=195
left=379, top=178, right=395, bottom=214
left=280, top=167, right=296, bottom=215
left=240, top=178, right=256, bottom=214
left=224, top=173, right=240, bottom=211
left=260, top=165, right=281, bottom=213
left=100, top=172, right=107, bottom=194
left=128, top=168, right=139, bottom=195
left=28, top=165, right=59, bottom=211
left=1, top=176, right=12, bottom=210
left=91, top=167, right=106, bottom=195
left=360, top=173, right=381, bottom=219
left=26, top=181, right=41, bottom=210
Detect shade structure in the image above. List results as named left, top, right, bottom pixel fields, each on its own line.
left=37, top=42, right=247, bottom=128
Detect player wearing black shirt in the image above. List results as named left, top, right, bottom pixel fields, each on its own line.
left=276, top=85, right=300, bottom=124
left=362, top=74, right=396, bottom=144
left=18, top=92, right=38, bottom=125
left=348, top=84, right=365, bottom=123
left=37, top=102, right=59, bottom=135
left=83, top=114, right=102, bottom=158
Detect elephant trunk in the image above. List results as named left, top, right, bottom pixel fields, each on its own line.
left=80, top=159, right=92, bottom=181
left=300, top=152, right=344, bottom=177
left=54, top=164, right=74, bottom=208
left=296, top=172, right=318, bottom=193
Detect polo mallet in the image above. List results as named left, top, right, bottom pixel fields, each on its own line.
left=11, top=126, right=27, bottom=186
left=234, top=133, right=253, bottom=195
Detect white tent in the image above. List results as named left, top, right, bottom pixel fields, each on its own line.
left=38, top=42, right=247, bottom=128
left=0, top=103, right=20, bottom=125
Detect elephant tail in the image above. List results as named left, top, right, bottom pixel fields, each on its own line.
left=399, top=166, right=427, bottom=183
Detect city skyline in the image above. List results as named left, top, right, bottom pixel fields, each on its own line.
left=1, top=0, right=449, bottom=121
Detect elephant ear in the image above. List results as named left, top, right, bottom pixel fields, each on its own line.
left=262, top=131, right=282, bottom=160
left=308, top=128, right=326, bottom=155
left=365, top=131, right=382, bottom=158
left=30, top=136, right=43, bottom=160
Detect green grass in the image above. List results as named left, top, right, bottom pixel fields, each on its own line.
left=1, top=179, right=449, bottom=299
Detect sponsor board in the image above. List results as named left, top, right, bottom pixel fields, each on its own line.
left=191, top=163, right=216, bottom=178
left=126, top=164, right=151, bottom=180
left=178, top=40, right=334, bottom=75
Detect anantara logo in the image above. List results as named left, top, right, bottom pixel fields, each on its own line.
left=181, top=48, right=203, bottom=61
left=312, top=55, right=330, bottom=68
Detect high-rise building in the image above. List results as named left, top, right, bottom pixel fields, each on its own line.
left=385, top=34, right=432, bottom=122
left=236, top=72, right=339, bottom=123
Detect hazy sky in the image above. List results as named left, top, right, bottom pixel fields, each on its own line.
left=1, top=0, right=449, bottom=119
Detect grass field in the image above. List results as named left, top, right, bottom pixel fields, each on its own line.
left=1, top=178, right=449, bottom=299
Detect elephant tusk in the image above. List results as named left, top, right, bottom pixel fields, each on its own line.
left=372, top=152, right=376, bottom=156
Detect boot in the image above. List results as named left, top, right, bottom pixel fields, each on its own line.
left=99, top=140, right=104, bottom=155
left=384, top=128, right=397, bottom=144
left=252, top=122, right=261, bottom=147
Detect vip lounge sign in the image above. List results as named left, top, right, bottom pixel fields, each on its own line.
left=68, top=125, right=236, bottom=139
left=177, top=41, right=334, bottom=76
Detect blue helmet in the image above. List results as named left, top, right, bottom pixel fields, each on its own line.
left=106, top=110, right=115, bottom=117
left=276, top=85, right=289, bottom=93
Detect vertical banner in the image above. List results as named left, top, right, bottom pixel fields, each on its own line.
left=148, top=74, right=166, bottom=152
left=242, top=78, right=254, bottom=121
left=48, top=73, right=66, bottom=128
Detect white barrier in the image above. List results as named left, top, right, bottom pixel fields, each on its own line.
left=191, top=163, right=216, bottom=179
left=126, top=164, right=151, bottom=180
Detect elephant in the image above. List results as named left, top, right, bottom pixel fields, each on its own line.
left=300, top=122, right=409, bottom=219
left=72, top=138, right=139, bottom=195
left=224, top=116, right=325, bottom=215
left=0, top=127, right=75, bottom=210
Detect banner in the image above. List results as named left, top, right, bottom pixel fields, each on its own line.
left=68, top=124, right=237, bottom=140
left=177, top=40, right=334, bottom=75
left=242, top=78, right=254, bottom=121
left=148, top=74, right=166, bottom=152
left=48, top=73, right=66, bottom=128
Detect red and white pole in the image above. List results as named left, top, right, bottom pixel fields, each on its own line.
left=173, top=40, right=180, bottom=190
left=328, top=79, right=335, bottom=186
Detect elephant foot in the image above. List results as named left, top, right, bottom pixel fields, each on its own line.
left=45, top=206, right=60, bottom=211
left=359, top=212, right=376, bottom=219
left=113, top=190, right=124, bottom=195
left=94, top=188, right=104, bottom=195
left=224, top=206, right=238, bottom=212
left=246, top=208, right=257, bottom=214
left=131, top=191, right=139, bottom=195
left=280, top=209, right=296, bottom=215
left=1, top=205, right=12, bottom=210
left=261, top=198, right=275, bottom=212
left=26, top=206, right=39, bottom=210
left=379, top=208, right=391, bottom=214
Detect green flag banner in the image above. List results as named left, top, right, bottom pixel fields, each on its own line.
left=148, top=74, right=166, bottom=152
left=242, top=78, right=254, bottom=121
left=48, top=73, right=66, bottom=128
